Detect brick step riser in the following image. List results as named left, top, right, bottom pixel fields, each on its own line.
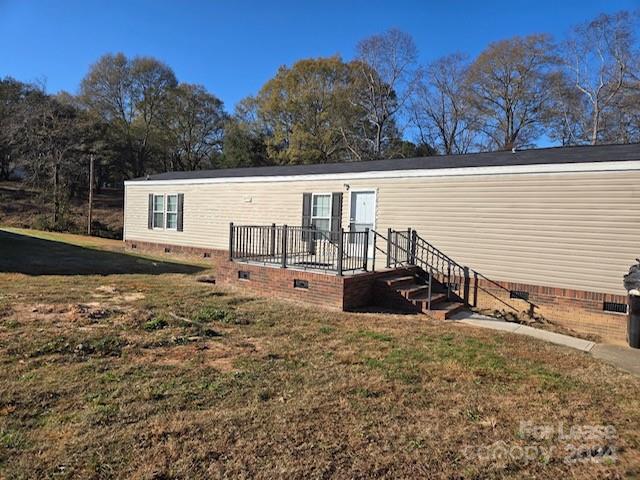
left=372, top=286, right=423, bottom=313
left=427, top=304, right=466, bottom=321
left=374, top=270, right=467, bottom=319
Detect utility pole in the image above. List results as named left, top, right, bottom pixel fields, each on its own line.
left=53, top=162, right=59, bottom=226
left=87, top=154, right=94, bottom=236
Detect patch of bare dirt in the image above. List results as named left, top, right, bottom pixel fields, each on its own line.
left=93, top=285, right=146, bottom=304
left=2, top=301, right=146, bottom=336
left=133, top=338, right=265, bottom=372
left=95, top=285, right=118, bottom=295
left=4, top=286, right=148, bottom=330
left=5, top=303, right=71, bottom=327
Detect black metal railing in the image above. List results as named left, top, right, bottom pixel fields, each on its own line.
left=230, top=222, right=537, bottom=315
left=412, top=232, right=467, bottom=303
left=384, top=228, right=537, bottom=315
left=230, top=223, right=369, bottom=275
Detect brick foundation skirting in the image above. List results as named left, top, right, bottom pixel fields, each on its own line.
left=471, top=279, right=627, bottom=342
left=216, top=260, right=400, bottom=310
left=125, top=239, right=629, bottom=342
left=125, top=239, right=227, bottom=261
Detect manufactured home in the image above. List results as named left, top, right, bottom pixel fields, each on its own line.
left=123, top=143, right=640, bottom=342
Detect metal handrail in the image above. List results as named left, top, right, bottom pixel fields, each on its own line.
left=370, top=229, right=409, bottom=268
left=372, top=228, right=537, bottom=314
left=371, top=228, right=437, bottom=309
left=408, top=229, right=538, bottom=314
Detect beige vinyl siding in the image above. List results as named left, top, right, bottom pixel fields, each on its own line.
left=125, top=170, right=640, bottom=295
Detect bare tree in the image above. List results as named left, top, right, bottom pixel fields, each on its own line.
left=410, top=53, right=476, bottom=154
left=14, top=91, right=96, bottom=227
left=352, top=29, right=421, bottom=158
left=562, top=11, right=636, bottom=144
left=466, top=34, right=557, bottom=150
left=544, top=71, right=588, bottom=146
left=80, top=53, right=177, bottom=177
left=0, top=78, right=35, bottom=179
left=607, top=84, right=640, bottom=144
left=160, top=83, right=226, bottom=171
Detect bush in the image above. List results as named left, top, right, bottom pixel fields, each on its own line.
left=30, top=334, right=125, bottom=358
left=193, top=306, right=235, bottom=324
left=32, top=213, right=75, bottom=233
left=89, top=220, right=123, bottom=240
left=80, top=336, right=125, bottom=357
left=144, top=316, right=169, bottom=331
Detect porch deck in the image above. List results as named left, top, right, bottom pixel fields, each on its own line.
left=230, top=254, right=368, bottom=275
left=229, top=223, right=371, bottom=275
left=227, top=224, right=538, bottom=320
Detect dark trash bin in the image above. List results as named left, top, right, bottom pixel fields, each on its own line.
left=628, top=293, right=640, bottom=349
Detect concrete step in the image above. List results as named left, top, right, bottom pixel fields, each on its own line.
left=399, top=284, right=428, bottom=299
left=425, top=301, right=467, bottom=320
left=409, top=292, right=447, bottom=309
left=380, top=275, right=416, bottom=289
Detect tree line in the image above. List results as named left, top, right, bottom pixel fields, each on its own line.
left=1, top=10, right=638, bottom=227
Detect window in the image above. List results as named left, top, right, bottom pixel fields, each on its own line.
left=166, top=194, right=178, bottom=229
left=149, top=193, right=183, bottom=232
left=153, top=195, right=164, bottom=228
left=311, top=194, right=331, bottom=233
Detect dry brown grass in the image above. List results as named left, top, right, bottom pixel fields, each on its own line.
left=0, top=230, right=639, bottom=479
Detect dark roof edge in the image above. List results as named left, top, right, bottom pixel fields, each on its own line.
left=127, top=142, right=640, bottom=182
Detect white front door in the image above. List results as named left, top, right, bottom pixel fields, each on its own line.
left=350, top=190, right=376, bottom=258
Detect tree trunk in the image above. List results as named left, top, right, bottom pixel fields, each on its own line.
left=0, top=154, right=8, bottom=180
left=88, top=155, right=94, bottom=236
left=591, top=105, right=600, bottom=145
left=374, top=123, right=383, bottom=158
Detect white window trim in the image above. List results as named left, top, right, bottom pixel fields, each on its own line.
left=152, top=193, right=179, bottom=231
left=152, top=194, right=165, bottom=230
left=311, top=192, right=332, bottom=232
left=165, top=193, right=179, bottom=231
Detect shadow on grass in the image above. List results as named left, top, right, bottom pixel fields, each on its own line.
left=0, top=230, right=204, bottom=276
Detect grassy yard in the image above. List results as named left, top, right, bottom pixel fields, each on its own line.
left=0, top=228, right=639, bottom=479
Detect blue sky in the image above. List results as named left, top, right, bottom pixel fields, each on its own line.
left=1, top=0, right=638, bottom=113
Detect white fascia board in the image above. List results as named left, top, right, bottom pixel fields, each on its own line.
left=123, top=160, right=640, bottom=187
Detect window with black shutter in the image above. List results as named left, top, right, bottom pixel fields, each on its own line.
left=330, top=192, right=342, bottom=242
left=301, top=192, right=343, bottom=242
left=177, top=193, right=184, bottom=231
left=147, top=194, right=153, bottom=229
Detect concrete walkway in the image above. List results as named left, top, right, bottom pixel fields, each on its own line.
left=450, top=311, right=596, bottom=352
left=591, top=344, right=640, bottom=377
left=450, top=311, right=640, bottom=377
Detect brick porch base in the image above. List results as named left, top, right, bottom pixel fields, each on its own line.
left=125, top=239, right=628, bottom=342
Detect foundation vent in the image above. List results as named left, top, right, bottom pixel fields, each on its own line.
left=603, top=302, right=627, bottom=314
left=510, top=290, right=530, bottom=301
